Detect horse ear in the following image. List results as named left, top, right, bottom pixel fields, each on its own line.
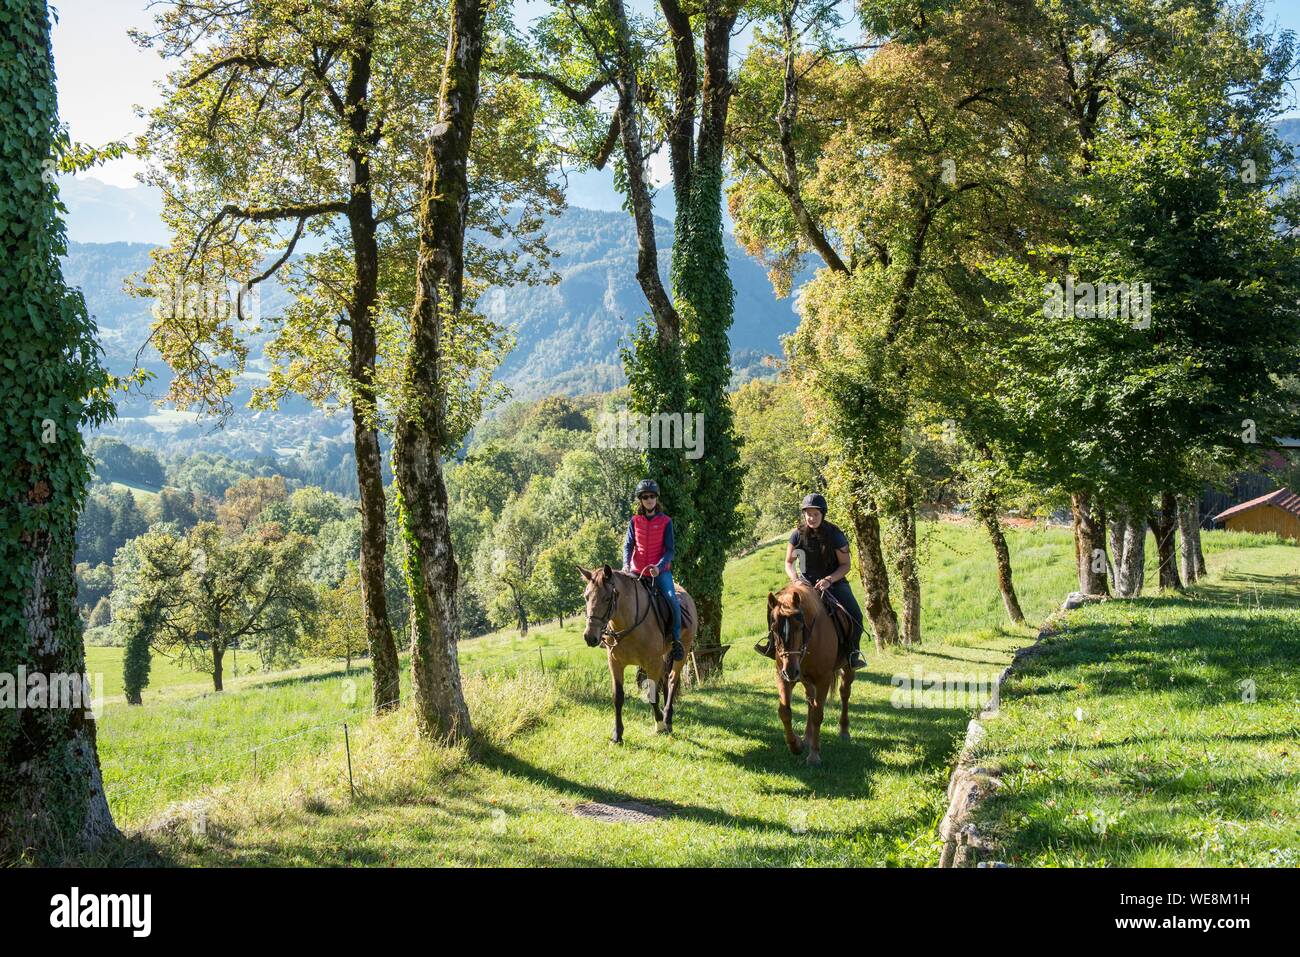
left=577, top=564, right=592, bottom=582
left=601, top=563, right=613, bottom=577
left=790, top=591, right=802, bottom=608
left=767, top=592, right=777, bottom=610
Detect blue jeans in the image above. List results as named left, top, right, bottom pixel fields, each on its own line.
left=654, top=570, right=683, bottom=644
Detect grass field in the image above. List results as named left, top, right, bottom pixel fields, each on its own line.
left=97, top=519, right=1297, bottom=866
left=102, top=479, right=163, bottom=506
left=964, top=541, right=1300, bottom=866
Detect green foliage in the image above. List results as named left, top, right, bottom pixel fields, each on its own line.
left=971, top=0, right=1300, bottom=507
left=121, top=613, right=153, bottom=706
left=132, top=0, right=561, bottom=426
left=86, top=437, right=165, bottom=488
left=110, top=522, right=317, bottom=690
left=306, top=564, right=368, bottom=667
left=75, top=484, right=149, bottom=566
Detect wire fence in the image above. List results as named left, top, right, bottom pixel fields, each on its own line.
left=99, top=638, right=635, bottom=817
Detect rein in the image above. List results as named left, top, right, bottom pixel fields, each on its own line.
left=588, top=571, right=653, bottom=646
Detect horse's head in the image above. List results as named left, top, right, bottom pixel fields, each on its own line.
left=768, top=589, right=810, bottom=682
left=577, top=564, right=618, bottom=647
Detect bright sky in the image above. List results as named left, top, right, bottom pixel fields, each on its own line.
left=51, top=0, right=1300, bottom=200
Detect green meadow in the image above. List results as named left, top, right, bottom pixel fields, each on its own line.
left=94, top=519, right=1298, bottom=866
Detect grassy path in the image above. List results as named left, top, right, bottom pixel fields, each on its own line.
left=129, top=520, right=1067, bottom=864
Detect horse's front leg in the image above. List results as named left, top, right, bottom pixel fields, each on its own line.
left=777, top=676, right=801, bottom=754
left=803, top=677, right=830, bottom=767
left=609, top=655, right=626, bottom=744
left=839, top=668, right=853, bottom=741
left=660, top=664, right=680, bottom=734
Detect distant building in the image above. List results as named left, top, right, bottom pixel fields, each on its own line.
left=1211, top=488, right=1300, bottom=542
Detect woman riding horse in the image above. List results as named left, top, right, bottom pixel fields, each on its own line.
left=622, top=479, right=684, bottom=663
left=576, top=478, right=694, bottom=743
left=756, top=493, right=867, bottom=670
left=578, top=563, right=696, bottom=742
left=765, top=580, right=855, bottom=765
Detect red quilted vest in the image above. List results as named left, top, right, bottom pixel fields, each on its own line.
left=630, top=512, right=671, bottom=572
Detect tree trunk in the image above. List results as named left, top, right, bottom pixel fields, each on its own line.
left=391, top=0, right=486, bottom=743
left=848, top=502, right=900, bottom=648
left=1177, top=496, right=1201, bottom=585
left=892, top=493, right=922, bottom=646
left=1070, top=491, right=1110, bottom=596
left=676, top=10, right=742, bottom=671
left=352, top=399, right=400, bottom=713
left=0, top=0, right=119, bottom=864
left=1115, top=508, right=1147, bottom=598
left=978, top=505, right=1025, bottom=624
left=1106, top=505, right=1126, bottom=595
left=511, top=584, right=529, bottom=637
left=212, top=645, right=224, bottom=692
left=1151, top=492, right=1183, bottom=592
left=342, top=9, right=402, bottom=716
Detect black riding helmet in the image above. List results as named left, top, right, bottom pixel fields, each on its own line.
left=801, top=492, right=828, bottom=515
left=636, top=479, right=660, bottom=498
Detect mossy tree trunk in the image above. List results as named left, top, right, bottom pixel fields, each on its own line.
left=849, top=502, right=900, bottom=649
left=391, top=0, right=486, bottom=742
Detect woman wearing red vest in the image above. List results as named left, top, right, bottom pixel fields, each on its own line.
left=622, top=479, right=684, bottom=662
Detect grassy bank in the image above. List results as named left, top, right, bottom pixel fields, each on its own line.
left=965, top=541, right=1300, bottom=866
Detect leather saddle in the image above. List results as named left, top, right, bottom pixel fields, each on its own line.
left=636, top=575, right=692, bottom=641
left=809, top=583, right=855, bottom=655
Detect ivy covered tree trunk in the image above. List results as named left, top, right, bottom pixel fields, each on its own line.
left=1071, top=492, right=1110, bottom=596
left=848, top=502, right=900, bottom=648
left=391, top=0, right=485, bottom=742
left=122, top=623, right=151, bottom=705
left=1151, top=492, right=1183, bottom=592
left=976, top=502, right=1024, bottom=624
left=672, top=8, right=742, bottom=674
left=0, top=0, right=119, bottom=863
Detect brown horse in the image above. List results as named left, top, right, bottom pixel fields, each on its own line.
left=766, top=581, right=855, bottom=766
left=578, top=564, right=696, bottom=743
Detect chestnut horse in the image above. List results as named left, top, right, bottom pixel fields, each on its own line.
left=578, top=564, right=696, bottom=743
left=766, top=581, right=854, bottom=766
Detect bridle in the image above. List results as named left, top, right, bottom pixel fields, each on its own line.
left=586, top=571, right=652, bottom=646
left=770, top=604, right=818, bottom=674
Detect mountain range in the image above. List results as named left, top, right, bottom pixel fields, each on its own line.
left=59, top=178, right=798, bottom=456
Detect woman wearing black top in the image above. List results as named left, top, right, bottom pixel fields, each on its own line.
left=756, top=493, right=867, bottom=670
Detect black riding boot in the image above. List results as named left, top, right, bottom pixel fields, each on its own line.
left=848, top=640, right=867, bottom=670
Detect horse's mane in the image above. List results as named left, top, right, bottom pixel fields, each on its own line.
left=770, top=581, right=828, bottom=630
